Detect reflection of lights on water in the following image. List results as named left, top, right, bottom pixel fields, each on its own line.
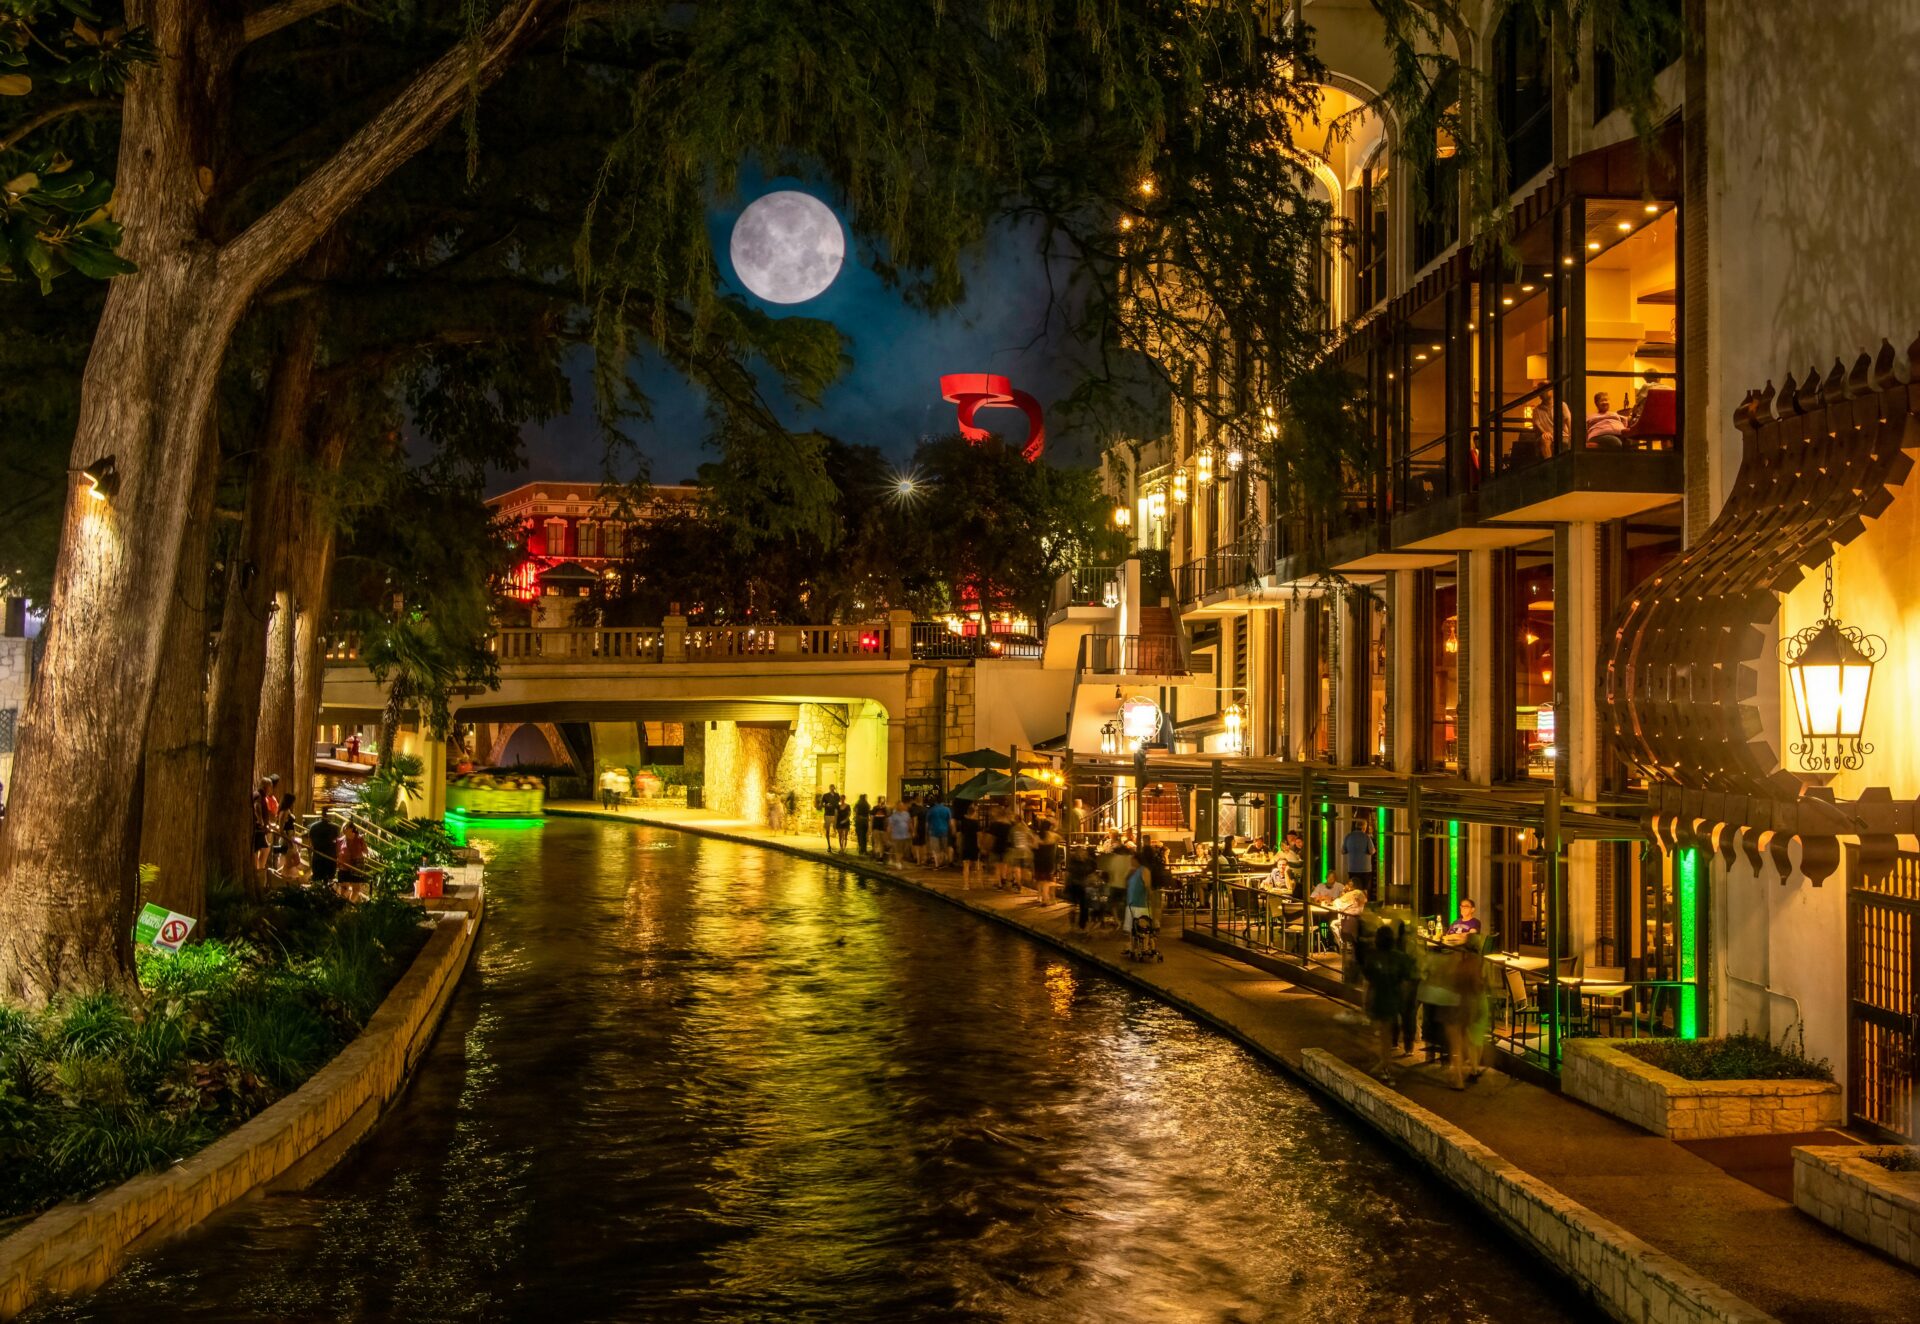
left=1045, top=961, right=1078, bottom=1017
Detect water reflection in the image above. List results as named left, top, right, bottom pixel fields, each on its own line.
left=34, top=821, right=1583, bottom=1322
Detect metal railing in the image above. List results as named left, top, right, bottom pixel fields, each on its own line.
left=1052, top=564, right=1124, bottom=613
left=1078, top=633, right=1187, bottom=676
left=1174, top=544, right=1262, bottom=605
left=909, top=622, right=1042, bottom=660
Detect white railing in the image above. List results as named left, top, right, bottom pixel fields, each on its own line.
left=491, top=628, right=664, bottom=661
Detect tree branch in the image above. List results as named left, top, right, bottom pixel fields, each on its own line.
left=219, top=0, right=556, bottom=299
left=0, top=98, right=118, bottom=153
left=242, top=0, right=351, bottom=46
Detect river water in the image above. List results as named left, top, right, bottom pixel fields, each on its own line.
left=36, top=819, right=1583, bottom=1322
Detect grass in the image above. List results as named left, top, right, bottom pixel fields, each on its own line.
left=1621, top=1027, right=1835, bottom=1083
left=0, top=886, right=431, bottom=1222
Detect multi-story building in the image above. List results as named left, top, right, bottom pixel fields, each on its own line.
left=489, top=480, right=702, bottom=611
left=1077, top=0, right=1920, bottom=1132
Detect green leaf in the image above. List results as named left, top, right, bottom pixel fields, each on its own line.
left=58, top=236, right=133, bottom=279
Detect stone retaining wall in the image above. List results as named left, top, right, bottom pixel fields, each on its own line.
left=0, top=882, right=484, bottom=1319
left=1301, top=1049, right=1772, bottom=1324
left=1794, top=1145, right=1920, bottom=1268
left=1561, top=1038, right=1842, bottom=1139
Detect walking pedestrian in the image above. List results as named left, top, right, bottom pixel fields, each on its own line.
left=835, top=797, right=852, bottom=853
left=853, top=794, right=871, bottom=857
left=783, top=788, right=798, bottom=834
left=869, top=797, right=889, bottom=857
left=817, top=785, right=843, bottom=851
left=926, top=795, right=952, bottom=867
left=599, top=767, right=620, bottom=810
left=887, top=800, right=912, bottom=864
left=1004, top=811, right=1035, bottom=891
left=1363, top=926, right=1416, bottom=1082
left=250, top=776, right=274, bottom=874
left=955, top=801, right=979, bottom=886
left=908, top=797, right=928, bottom=865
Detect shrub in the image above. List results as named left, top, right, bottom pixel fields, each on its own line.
left=0, top=885, right=431, bottom=1220
left=1622, top=1026, right=1834, bottom=1083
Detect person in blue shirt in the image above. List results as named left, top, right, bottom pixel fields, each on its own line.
left=1341, top=819, right=1376, bottom=891
left=926, top=797, right=953, bottom=867
left=1125, top=852, right=1162, bottom=961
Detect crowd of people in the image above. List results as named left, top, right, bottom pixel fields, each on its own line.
left=250, top=773, right=371, bottom=896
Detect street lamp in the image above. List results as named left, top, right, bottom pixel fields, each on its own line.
left=1782, top=560, right=1883, bottom=774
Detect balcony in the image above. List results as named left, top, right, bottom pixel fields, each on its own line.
left=1174, top=544, right=1266, bottom=616
left=1475, top=410, right=1683, bottom=526
left=1077, top=633, right=1190, bottom=680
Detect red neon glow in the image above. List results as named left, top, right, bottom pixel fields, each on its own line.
left=939, top=373, right=1046, bottom=461
left=507, top=559, right=539, bottom=602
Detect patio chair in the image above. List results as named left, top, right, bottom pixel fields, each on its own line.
left=1503, top=967, right=1544, bottom=1045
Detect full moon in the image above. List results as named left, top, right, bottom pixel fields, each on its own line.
left=728, top=191, right=845, bottom=304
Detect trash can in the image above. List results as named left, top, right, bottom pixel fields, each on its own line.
left=415, top=867, right=446, bottom=899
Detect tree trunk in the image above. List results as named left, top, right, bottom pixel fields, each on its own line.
left=0, top=0, right=554, bottom=1003
left=203, top=318, right=318, bottom=897
left=137, top=430, right=221, bottom=920
left=289, top=428, right=348, bottom=775
left=251, top=375, right=308, bottom=797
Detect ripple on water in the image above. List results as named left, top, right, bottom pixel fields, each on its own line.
left=29, top=821, right=1591, bottom=1324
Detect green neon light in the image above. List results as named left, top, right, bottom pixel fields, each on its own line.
left=1320, top=801, right=1331, bottom=884
left=1677, top=846, right=1701, bottom=1039
left=1377, top=805, right=1389, bottom=891
left=1447, top=819, right=1461, bottom=922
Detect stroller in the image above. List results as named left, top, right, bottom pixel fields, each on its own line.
left=1127, top=908, right=1163, bottom=962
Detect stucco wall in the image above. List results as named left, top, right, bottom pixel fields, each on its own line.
left=973, top=659, right=1072, bottom=753
left=0, top=635, right=27, bottom=807
left=1704, top=0, right=1920, bottom=515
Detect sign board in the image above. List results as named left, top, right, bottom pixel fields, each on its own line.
left=133, top=903, right=195, bottom=955
left=1120, top=696, right=1161, bottom=743
left=898, top=777, right=943, bottom=801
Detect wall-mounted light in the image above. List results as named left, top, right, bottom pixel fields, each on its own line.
left=1100, top=719, right=1119, bottom=756
left=1224, top=701, right=1245, bottom=755
left=1195, top=449, right=1214, bottom=486
left=80, top=456, right=119, bottom=503
left=1148, top=489, right=1167, bottom=521
left=1782, top=559, right=1883, bottom=773
left=1171, top=467, right=1189, bottom=504
left=1113, top=504, right=1131, bottom=529
left=1224, top=444, right=1245, bottom=472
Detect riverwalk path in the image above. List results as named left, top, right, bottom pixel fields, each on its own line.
left=546, top=802, right=1917, bottom=1324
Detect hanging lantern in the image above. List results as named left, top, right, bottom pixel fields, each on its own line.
left=1172, top=467, right=1190, bottom=504
left=1195, top=449, right=1214, bottom=486
left=1224, top=443, right=1245, bottom=472
left=1113, top=503, right=1131, bottom=529
left=1224, top=701, right=1245, bottom=755
left=1443, top=616, right=1459, bottom=655
left=1782, top=561, right=1883, bottom=773
left=1099, top=720, right=1120, bottom=756
left=1148, top=488, right=1167, bottom=521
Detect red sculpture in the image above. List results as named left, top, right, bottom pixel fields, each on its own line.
left=939, top=373, right=1046, bottom=461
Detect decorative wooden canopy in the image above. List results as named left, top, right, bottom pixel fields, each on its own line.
left=1602, top=335, right=1920, bottom=882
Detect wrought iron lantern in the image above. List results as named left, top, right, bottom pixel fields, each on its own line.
left=1171, top=467, right=1189, bottom=504
left=1223, top=701, right=1245, bottom=755
left=1781, top=560, right=1884, bottom=773
left=1148, top=488, right=1167, bottom=521
left=1195, top=448, right=1214, bottom=486
left=1099, top=719, right=1120, bottom=756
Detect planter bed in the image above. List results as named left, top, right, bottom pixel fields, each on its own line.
left=1794, top=1145, right=1920, bottom=1268
left=0, top=874, right=484, bottom=1318
left=1562, top=1037, right=1842, bottom=1139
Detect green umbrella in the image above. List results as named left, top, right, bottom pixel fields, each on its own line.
left=945, top=748, right=1013, bottom=770
left=952, top=770, right=1050, bottom=800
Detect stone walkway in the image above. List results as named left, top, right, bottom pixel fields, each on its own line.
left=549, top=802, right=1919, bottom=1323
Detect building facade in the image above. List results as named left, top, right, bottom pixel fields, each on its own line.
left=1087, top=0, right=1920, bottom=1131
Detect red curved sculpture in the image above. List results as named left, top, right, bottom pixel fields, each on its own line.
left=939, top=373, right=1046, bottom=461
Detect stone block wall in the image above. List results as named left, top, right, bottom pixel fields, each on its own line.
left=1562, top=1038, right=1842, bottom=1139
left=1794, top=1145, right=1920, bottom=1269
left=902, top=664, right=974, bottom=781
left=1301, top=1049, right=1769, bottom=1324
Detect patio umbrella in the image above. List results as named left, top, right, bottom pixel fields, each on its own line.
left=945, top=748, right=1013, bottom=770
left=952, top=770, right=1050, bottom=800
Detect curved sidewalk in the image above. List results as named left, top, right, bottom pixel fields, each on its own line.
left=551, top=803, right=1918, bottom=1324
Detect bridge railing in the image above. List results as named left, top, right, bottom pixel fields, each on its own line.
left=329, top=619, right=1049, bottom=666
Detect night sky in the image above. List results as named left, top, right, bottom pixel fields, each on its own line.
left=517, top=173, right=1100, bottom=487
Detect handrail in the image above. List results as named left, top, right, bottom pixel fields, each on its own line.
left=1078, top=632, right=1188, bottom=677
